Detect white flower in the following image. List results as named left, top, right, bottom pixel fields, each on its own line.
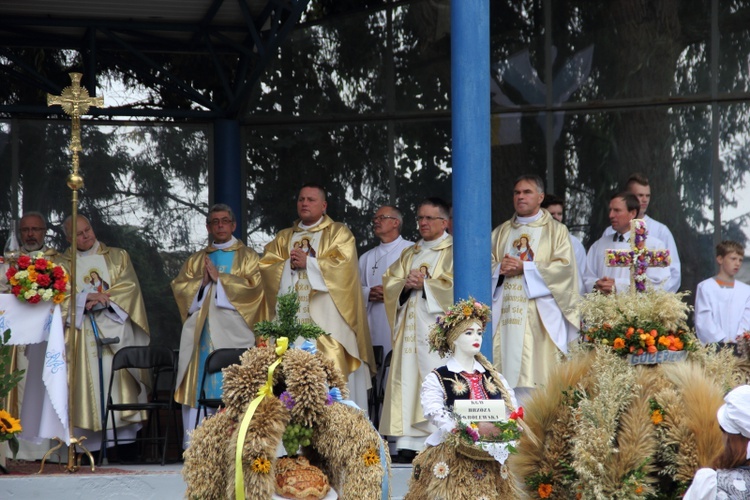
left=432, top=461, right=449, bottom=479
left=41, top=289, right=54, bottom=301
left=17, top=270, right=28, bottom=279
left=24, top=289, right=38, bottom=299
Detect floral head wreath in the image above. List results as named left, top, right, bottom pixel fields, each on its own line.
left=428, top=297, right=491, bottom=358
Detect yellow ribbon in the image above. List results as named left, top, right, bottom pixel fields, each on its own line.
left=235, top=337, right=288, bottom=500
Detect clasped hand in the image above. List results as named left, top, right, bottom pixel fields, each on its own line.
left=290, top=248, right=308, bottom=270
left=404, top=269, right=425, bottom=290
left=202, top=255, right=219, bottom=286
left=368, top=284, right=384, bottom=302
left=85, top=292, right=110, bottom=310
left=499, top=254, right=524, bottom=277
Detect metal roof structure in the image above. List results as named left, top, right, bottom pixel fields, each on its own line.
left=0, top=0, right=310, bottom=119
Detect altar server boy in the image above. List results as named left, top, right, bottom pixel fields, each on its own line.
left=695, top=240, right=750, bottom=344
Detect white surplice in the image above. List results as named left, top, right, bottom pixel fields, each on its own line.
left=358, top=235, right=414, bottom=353
left=694, top=277, right=750, bottom=344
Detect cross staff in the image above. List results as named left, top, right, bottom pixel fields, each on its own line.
left=605, top=219, right=671, bottom=293
left=43, top=72, right=104, bottom=473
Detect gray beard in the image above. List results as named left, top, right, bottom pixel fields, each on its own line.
left=22, top=243, right=44, bottom=253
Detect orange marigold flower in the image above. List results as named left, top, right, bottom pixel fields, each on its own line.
left=674, top=339, right=684, bottom=350
left=637, top=348, right=644, bottom=355
left=651, top=409, right=663, bottom=425
left=635, top=484, right=644, bottom=494
left=538, top=484, right=553, bottom=498
left=647, top=345, right=657, bottom=354
left=645, top=336, right=655, bottom=347
left=462, top=305, right=473, bottom=317
left=650, top=329, right=658, bottom=338
left=626, top=326, right=635, bottom=336
left=658, top=336, right=671, bottom=347
left=613, top=338, right=625, bottom=349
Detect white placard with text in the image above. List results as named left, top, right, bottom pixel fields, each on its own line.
left=454, top=399, right=506, bottom=422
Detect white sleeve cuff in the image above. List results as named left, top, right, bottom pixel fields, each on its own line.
left=522, top=261, right=552, bottom=298
left=305, top=257, right=328, bottom=292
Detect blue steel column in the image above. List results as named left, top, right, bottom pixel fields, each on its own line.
left=214, top=119, right=243, bottom=239
left=451, top=0, right=493, bottom=361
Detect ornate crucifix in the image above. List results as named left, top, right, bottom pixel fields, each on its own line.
left=605, top=219, right=671, bottom=293
left=44, top=72, right=104, bottom=473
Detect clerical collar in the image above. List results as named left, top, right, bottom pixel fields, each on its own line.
left=299, top=216, right=325, bottom=231
left=445, top=357, right=485, bottom=374
left=77, top=240, right=100, bottom=256
left=212, top=236, right=236, bottom=250
left=420, top=232, right=448, bottom=249
left=379, top=235, right=404, bottom=249
left=516, top=211, right=543, bottom=224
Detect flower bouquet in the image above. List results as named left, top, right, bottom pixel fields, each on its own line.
left=449, top=407, right=523, bottom=462
left=0, top=329, right=24, bottom=458
left=5, top=253, right=68, bottom=304
left=579, top=289, right=697, bottom=364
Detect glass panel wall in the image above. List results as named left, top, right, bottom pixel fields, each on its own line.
left=244, top=0, right=750, bottom=307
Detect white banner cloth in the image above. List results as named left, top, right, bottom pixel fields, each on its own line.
left=0, top=294, right=69, bottom=444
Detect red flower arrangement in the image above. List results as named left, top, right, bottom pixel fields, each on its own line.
left=5, top=254, right=68, bottom=304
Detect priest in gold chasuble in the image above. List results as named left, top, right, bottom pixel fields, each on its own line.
left=5, top=212, right=65, bottom=459
left=379, top=198, right=454, bottom=458
left=259, top=184, right=376, bottom=412
left=490, top=176, right=580, bottom=403
left=62, top=215, right=150, bottom=451
left=171, top=204, right=265, bottom=447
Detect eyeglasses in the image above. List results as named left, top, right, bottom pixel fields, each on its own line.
left=371, top=215, right=398, bottom=223
left=416, top=216, right=446, bottom=222
left=208, top=218, right=233, bottom=227
left=20, top=227, right=45, bottom=233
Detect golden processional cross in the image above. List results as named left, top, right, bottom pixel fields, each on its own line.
left=43, top=72, right=104, bottom=473
left=605, top=219, right=671, bottom=293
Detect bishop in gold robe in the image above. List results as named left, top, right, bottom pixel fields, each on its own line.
left=62, top=215, right=150, bottom=451
left=259, top=184, right=375, bottom=411
left=379, top=198, right=454, bottom=458
left=491, top=176, right=580, bottom=403
left=171, top=204, right=265, bottom=447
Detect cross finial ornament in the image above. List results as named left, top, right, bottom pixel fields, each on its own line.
left=47, top=73, right=104, bottom=182
left=605, top=219, right=671, bottom=293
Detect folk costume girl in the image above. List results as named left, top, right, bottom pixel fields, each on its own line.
left=405, top=298, right=522, bottom=500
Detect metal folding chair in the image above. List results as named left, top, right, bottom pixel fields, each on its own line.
left=100, top=345, right=178, bottom=465
left=194, top=347, right=247, bottom=428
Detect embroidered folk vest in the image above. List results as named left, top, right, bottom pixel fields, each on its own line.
left=433, top=365, right=504, bottom=410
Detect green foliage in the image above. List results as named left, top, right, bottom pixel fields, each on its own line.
left=0, top=329, right=25, bottom=401
left=253, top=292, right=327, bottom=344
